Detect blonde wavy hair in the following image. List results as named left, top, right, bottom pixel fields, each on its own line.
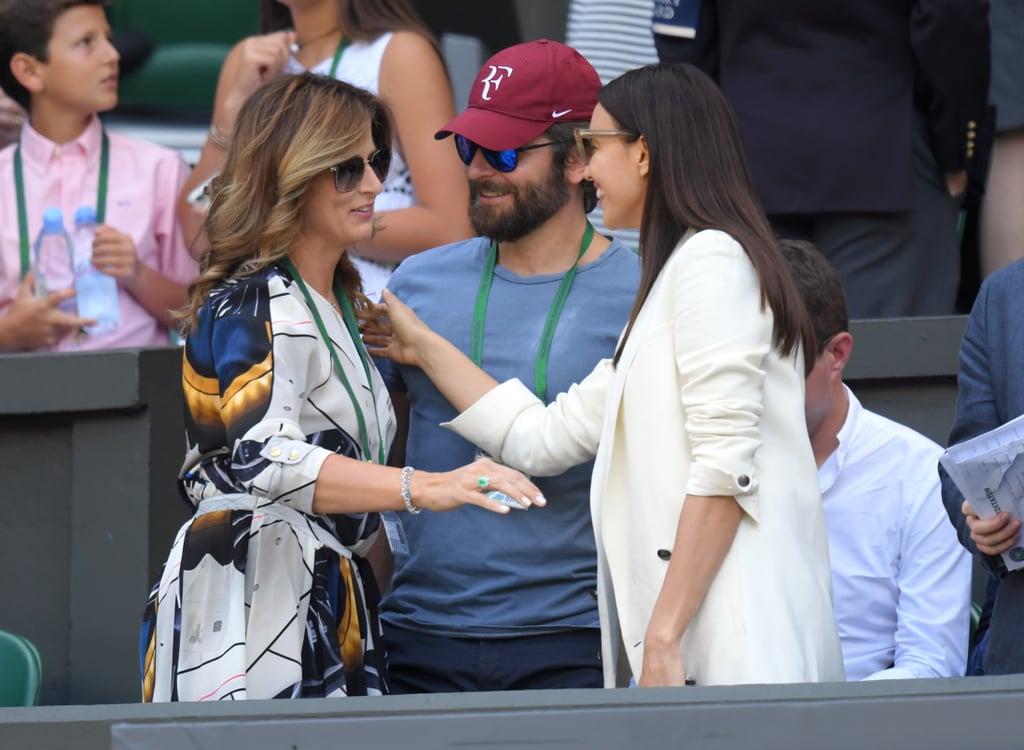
left=183, top=72, right=392, bottom=332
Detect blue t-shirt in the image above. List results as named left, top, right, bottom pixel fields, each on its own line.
left=379, top=236, right=640, bottom=637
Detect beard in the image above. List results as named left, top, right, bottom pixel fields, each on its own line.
left=468, top=166, right=571, bottom=242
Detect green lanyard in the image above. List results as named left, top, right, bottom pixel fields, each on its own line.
left=13, top=129, right=110, bottom=279
left=328, top=36, right=349, bottom=78
left=470, top=222, right=594, bottom=402
left=279, top=257, right=385, bottom=465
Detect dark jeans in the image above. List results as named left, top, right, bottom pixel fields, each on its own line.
left=384, top=624, right=603, bottom=694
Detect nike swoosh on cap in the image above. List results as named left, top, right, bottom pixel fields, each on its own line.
left=551, top=109, right=573, bottom=118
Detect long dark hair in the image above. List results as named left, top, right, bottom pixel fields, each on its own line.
left=601, top=63, right=813, bottom=373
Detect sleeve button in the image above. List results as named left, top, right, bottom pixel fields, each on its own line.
left=738, top=474, right=750, bottom=488
left=657, top=549, right=672, bottom=560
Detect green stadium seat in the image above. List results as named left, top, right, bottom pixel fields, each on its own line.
left=108, top=0, right=261, bottom=115
left=0, top=629, right=42, bottom=707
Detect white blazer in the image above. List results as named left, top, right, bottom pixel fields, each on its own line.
left=447, top=229, right=845, bottom=686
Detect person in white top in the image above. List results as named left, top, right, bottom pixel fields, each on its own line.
left=178, top=0, right=472, bottom=295
left=781, top=238, right=972, bottom=680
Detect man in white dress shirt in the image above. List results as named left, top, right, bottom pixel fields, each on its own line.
left=781, top=239, right=972, bottom=679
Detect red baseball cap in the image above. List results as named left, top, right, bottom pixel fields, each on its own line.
left=435, top=39, right=601, bottom=151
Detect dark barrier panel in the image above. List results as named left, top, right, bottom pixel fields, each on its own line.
left=0, top=347, right=190, bottom=705
left=846, top=316, right=966, bottom=447
left=1, top=676, right=1023, bottom=750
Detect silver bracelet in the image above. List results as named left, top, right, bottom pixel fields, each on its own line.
left=401, top=466, right=421, bottom=514
left=208, top=124, right=231, bottom=150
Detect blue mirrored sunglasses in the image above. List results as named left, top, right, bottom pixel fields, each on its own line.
left=454, top=134, right=561, bottom=172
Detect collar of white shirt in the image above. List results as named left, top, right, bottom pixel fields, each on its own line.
left=817, top=384, right=861, bottom=495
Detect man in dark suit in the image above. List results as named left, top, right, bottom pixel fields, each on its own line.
left=940, top=258, right=1024, bottom=675
left=654, top=0, right=990, bottom=318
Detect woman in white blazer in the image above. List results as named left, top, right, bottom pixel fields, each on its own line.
left=370, top=63, right=845, bottom=687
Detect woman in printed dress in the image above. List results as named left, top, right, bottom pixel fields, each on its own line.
left=141, top=73, right=541, bottom=702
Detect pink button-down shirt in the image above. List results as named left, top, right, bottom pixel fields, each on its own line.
left=0, top=115, right=196, bottom=350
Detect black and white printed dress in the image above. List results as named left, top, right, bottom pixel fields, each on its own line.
left=141, top=261, right=396, bottom=701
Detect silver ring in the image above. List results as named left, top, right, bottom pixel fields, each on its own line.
left=476, top=476, right=490, bottom=490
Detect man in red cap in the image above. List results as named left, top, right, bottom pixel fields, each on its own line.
left=374, top=39, right=641, bottom=693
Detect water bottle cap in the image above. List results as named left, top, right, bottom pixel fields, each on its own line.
left=74, top=206, right=97, bottom=225
left=42, top=206, right=64, bottom=231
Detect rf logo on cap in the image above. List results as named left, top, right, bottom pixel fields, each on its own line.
left=434, top=39, right=601, bottom=152
left=480, top=65, right=513, bottom=101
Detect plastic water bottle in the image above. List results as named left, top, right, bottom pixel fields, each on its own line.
left=33, top=207, right=76, bottom=314
left=72, top=206, right=119, bottom=334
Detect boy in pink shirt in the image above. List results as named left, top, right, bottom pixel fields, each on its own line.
left=0, top=0, right=197, bottom=351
